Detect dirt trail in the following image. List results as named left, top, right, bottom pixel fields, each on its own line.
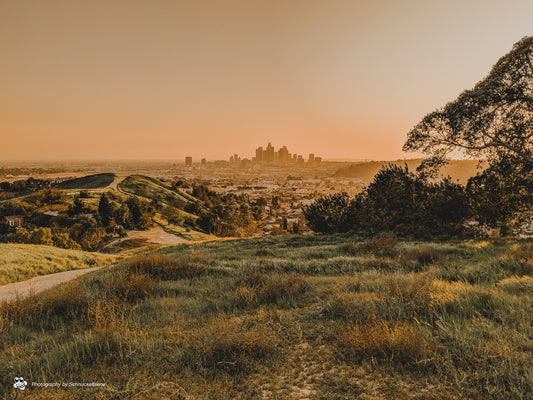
left=0, top=267, right=102, bottom=302
left=108, top=174, right=125, bottom=190
left=107, top=225, right=188, bottom=248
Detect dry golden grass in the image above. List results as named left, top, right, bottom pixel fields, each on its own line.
left=340, top=235, right=399, bottom=256
left=340, top=319, right=430, bottom=364
left=1, top=235, right=532, bottom=399
left=399, top=247, right=445, bottom=269
left=498, top=275, right=533, bottom=294
left=0, top=282, right=89, bottom=326
left=234, top=272, right=308, bottom=308
left=503, top=242, right=533, bottom=262
left=111, top=273, right=154, bottom=302
left=428, top=279, right=473, bottom=303
left=0, top=243, right=114, bottom=285
left=122, top=253, right=206, bottom=280
left=182, top=314, right=281, bottom=372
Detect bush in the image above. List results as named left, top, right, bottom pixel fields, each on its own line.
left=306, top=164, right=470, bottom=237
left=304, top=193, right=351, bottom=233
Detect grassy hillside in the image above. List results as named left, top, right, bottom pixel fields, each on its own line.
left=0, top=244, right=115, bottom=285
left=56, top=173, right=115, bottom=190
left=0, top=235, right=532, bottom=399
left=335, top=159, right=485, bottom=183
left=118, top=175, right=197, bottom=205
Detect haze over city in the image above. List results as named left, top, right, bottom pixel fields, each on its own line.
left=1, top=0, right=532, bottom=161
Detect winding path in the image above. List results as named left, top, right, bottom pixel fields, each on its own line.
left=0, top=267, right=103, bottom=302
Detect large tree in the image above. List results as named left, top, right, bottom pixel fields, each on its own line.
left=404, top=36, right=533, bottom=169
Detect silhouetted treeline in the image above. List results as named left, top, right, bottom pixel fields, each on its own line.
left=0, top=178, right=53, bottom=200
left=334, top=159, right=484, bottom=184
left=305, top=163, right=532, bottom=237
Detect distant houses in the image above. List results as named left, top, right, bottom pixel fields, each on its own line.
left=42, top=210, right=59, bottom=217
left=4, top=216, right=23, bottom=227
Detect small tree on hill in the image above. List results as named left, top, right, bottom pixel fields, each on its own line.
left=98, top=194, right=112, bottom=227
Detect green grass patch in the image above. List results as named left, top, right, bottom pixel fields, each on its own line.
left=56, top=173, right=115, bottom=190
left=0, top=235, right=532, bottom=399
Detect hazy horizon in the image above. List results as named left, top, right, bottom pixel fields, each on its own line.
left=2, top=0, right=532, bottom=161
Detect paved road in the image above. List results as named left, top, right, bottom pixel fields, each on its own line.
left=0, top=267, right=103, bottom=302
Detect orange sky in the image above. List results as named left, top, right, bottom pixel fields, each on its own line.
left=1, top=0, right=532, bottom=161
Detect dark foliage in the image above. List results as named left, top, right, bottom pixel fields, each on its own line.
left=305, top=164, right=470, bottom=237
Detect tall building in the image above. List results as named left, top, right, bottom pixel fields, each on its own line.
left=255, top=147, right=263, bottom=162
left=279, top=146, right=290, bottom=162
left=309, top=154, right=315, bottom=163
left=185, top=156, right=192, bottom=167
left=265, top=142, right=275, bottom=162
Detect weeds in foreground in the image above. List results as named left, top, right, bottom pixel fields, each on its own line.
left=0, top=236, right=532, bottom=399
left=234, top=272, right=308, bottom=308
left=122, top=253, right=206, bottom=280
left=340, top=235, right=398, bottom=256
left=339, top=319, right=431, bottom=364
left=182, top=314, right=281, bottom=373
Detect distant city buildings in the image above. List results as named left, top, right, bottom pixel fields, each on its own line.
left=183, top=143, right=322, bottom=169
left=248, top=143, right=321, bottom=166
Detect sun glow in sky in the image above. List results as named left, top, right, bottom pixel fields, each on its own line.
left=1, top=0, right=532, bottom=161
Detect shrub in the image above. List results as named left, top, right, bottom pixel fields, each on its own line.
left=306, top=165, right=471, bottom=237
left=303, top=193, right=351, bottom=233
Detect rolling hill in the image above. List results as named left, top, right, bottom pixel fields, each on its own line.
left=118, top=175, right=196, bottom=206
left=0, top=243, right=114, bottom=285
left=0, top=235, right=531, bottom=398
left=56, top=173, right=116, bottom=190
left=334, top=159, right=486, bottom=184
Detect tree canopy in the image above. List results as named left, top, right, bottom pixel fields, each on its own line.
left=404, top=36, right=533, bottom=169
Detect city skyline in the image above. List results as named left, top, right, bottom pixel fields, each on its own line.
left=1, top=1, right=533, bottom=161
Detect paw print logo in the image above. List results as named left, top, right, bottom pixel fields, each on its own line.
left=14, top=376, right=27, bottom=390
